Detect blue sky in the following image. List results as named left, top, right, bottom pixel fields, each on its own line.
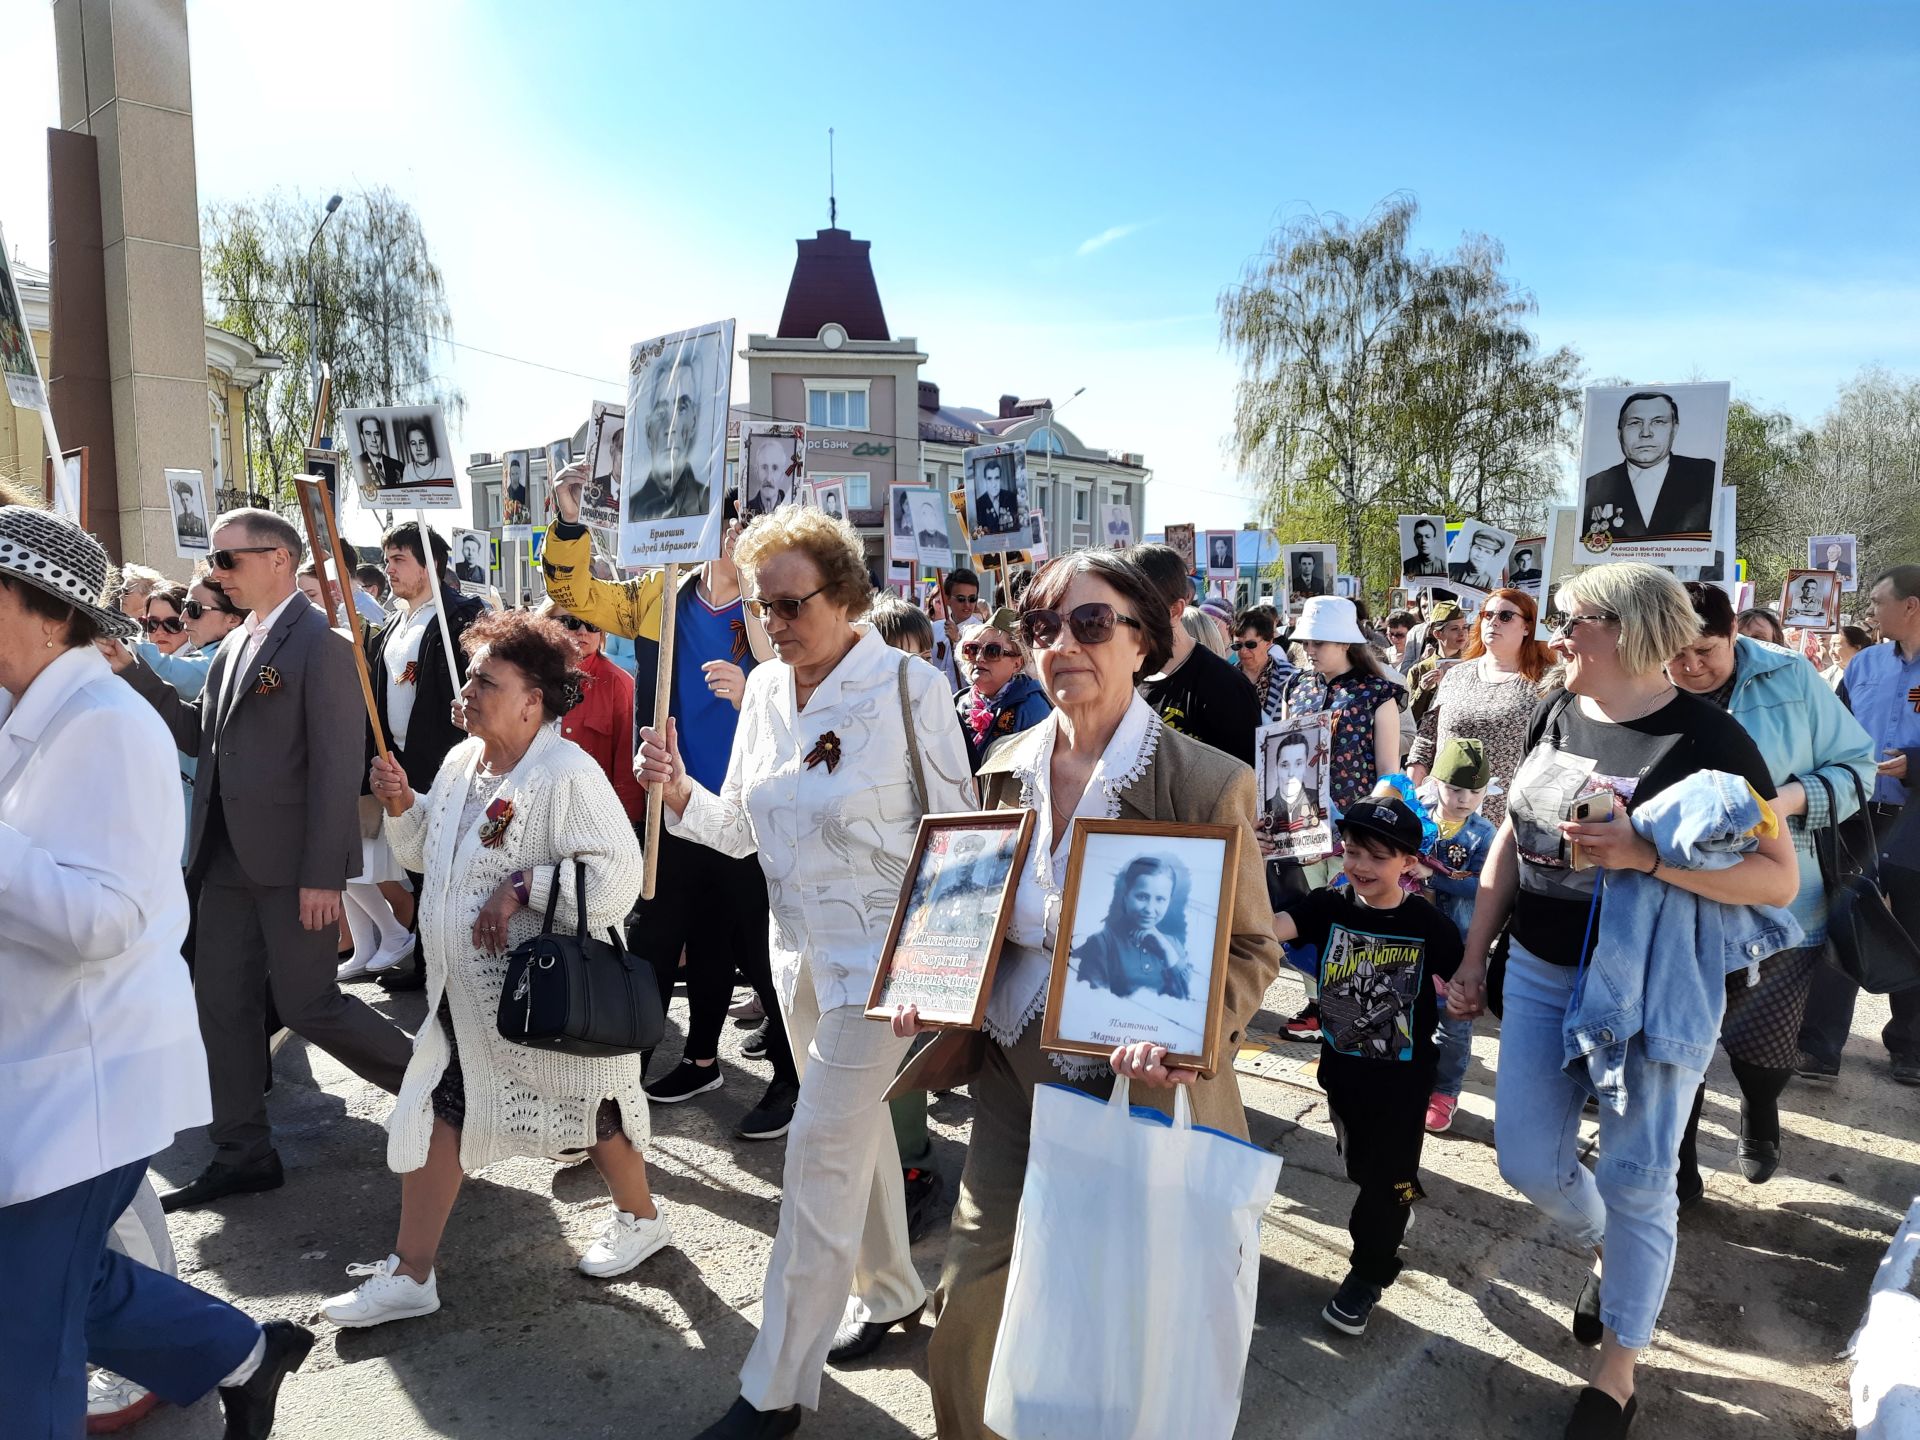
left=4, top=1, right=1917, bottom=534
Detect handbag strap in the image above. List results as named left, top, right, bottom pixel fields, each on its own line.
left=574, top=857, right=589, bottom=937
left=897, top=653, right=927, bottom=814
left=1810, top=771, right=1842, bottom=879
left=539, top=859, right=565, bottom=933
left=1842, top=766, right=1884, bottom=885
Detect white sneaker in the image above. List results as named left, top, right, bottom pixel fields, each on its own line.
left=87, top=1368, right=159, bottom=1428
left=336, top=951, right=375, bottom=981
left=362, top=935, right=414, bottom=975
left=578, top=1208, right=672, bottom=1278
left=320, top=1254, right=440, bottom=1328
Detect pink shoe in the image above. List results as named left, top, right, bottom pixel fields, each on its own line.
left=1424, top=1093, right=1457, bottom=1133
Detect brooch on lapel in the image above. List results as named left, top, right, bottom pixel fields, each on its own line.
left=399, top=660, right=418, bottom=685
left=479, top=796, right=515, bottom=848
left=995, top=709, right=1017, bottom=733
left=803, top=732, right=842, bottom=773
left=253, top=666, right=282, bottom=696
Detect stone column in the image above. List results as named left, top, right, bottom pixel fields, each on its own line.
left=51, top=0, right=208, bottom=571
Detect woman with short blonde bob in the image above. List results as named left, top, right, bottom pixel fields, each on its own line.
left=1447, top=562, right=1798, bottom=1440
left=637, top=504, right=975, bottom=1439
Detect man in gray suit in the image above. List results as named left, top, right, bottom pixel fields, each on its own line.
left=109, top=508, right=412, bottom=1210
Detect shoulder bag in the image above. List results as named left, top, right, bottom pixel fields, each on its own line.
left=497, top=859, right=668, bottom=1056
left=1811, top=770, right=1920, bottom=994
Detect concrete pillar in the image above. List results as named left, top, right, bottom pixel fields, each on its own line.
left=51, top=0, right=208, bottom=569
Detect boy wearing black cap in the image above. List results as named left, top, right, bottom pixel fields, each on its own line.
left=1274, top=794, right=1463, bottom=1336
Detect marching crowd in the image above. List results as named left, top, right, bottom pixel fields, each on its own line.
left=4, top=461, right=1918, bottom=1440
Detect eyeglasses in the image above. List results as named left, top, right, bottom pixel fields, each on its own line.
left=557, top=615, right=600, bottom=634
left=961, top=641, right=1017, bottom=661
left=744, top=584, right=827, bottom=622
left=182, top=598, right=238, bottom=621
left=1482, top=608, right=1526, bottom=624
left=1018, top=602, right=1144, bottom=650
left=209, top=545, right=279, bottom=571
left=948, top=592, right=980, bottom=607
left=1551, top=611, right=1620, bottom=638
left=1231, top=639, right=1263, bottom=651
left=141, top=615, right=185, bottom=635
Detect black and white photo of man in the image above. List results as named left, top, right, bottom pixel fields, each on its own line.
left=355, top=414, right=404, bottom=494
left=455, top=533, right=488, bottom=585
left=503, top=450, right=530, bottom=526
left=1400, top=514, right=1449, bottom=580
left=1782, top=570, right=1838, bottom=630
left=1809, top=534, right=1858, bottom=591
left=1507, top=543, right=1542, bottom=590
left=1285, top=544, right=1334, bottom=601
left=627, top=331, right=719, bottom=524
left=745, top=433, right=792, bottom=515
left=970, top=454, right=1024, bottom=536
left=1263, top=729, right=1321, bottom=831
left=1207, top=531, right=1236, bottom=576
left=1448, top=521, right=1515, bottom=593
left=171, top=478, right=205, bottom=542
left=815, top=482, right=846, bottom=522
left=889, top=485, right=919, bottom=561
left=911, top=491, right=951, bottom=566
left=583, top=403, right=625, bottom=525
left=1577, top=384, right=1727, bottom=548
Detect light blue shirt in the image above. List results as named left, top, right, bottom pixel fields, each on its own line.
left=1842, top=640, right=1920, bottom=805
left=134, top=641, right=213, bottom=865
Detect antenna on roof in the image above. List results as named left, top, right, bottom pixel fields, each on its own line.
left=828, top=127, right=837, bottom=229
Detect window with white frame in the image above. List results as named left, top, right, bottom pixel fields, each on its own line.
left=1073, top=485, right=1091, bottom=523
left=1109, top=483, right=1130, bottom=511
left=805, top=380, right=870, bottom=431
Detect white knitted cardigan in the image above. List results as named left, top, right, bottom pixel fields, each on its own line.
left=383, top=724, right=649, bottom=1173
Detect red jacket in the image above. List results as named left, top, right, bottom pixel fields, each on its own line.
left=561, top=650, right=646, bottom=823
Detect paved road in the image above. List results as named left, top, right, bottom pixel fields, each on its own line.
left=139, top=972, right=1916, bottom=1438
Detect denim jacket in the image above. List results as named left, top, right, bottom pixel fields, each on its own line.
left=1563, top=770, right=1804, bottom=1107
left=1423, top=810, right=1496, bottom=940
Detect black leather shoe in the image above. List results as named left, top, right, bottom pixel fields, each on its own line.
left=1675, top=1166, right=1705, bottom=1211
left=691, top=1395, right=802, bottom=1439
left=1571, top=1268, right=1603, bottom=1346
left=219, top=1320, right=314, bottom=1439
left=1563, top=1385, right=1637, bottom=1438
left=376, top=954, right=426, bottom=992
left=827, top=1300, right=925, bottom=1365
left=161, top=1154, right=284, bottom=1213
left=1737, top=1138, right=1780, bottom=1183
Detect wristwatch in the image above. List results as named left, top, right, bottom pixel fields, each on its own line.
left=510, top=870, right=531, bottom=906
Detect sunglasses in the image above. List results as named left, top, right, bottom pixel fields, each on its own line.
left=948, top=593, right=980, bottom=606
left=1231, top=639, right=1263, bottom=651
left=1017, top=602, right=1144, bottom=650
left=557, top=615, right=601, bottom=634
left=961, top=641, right=1017, bottom=661
left=1481, top=608, right=1526, bottom=624
left=1551, top=611, right=1620, bottom=638
left=141, top=615, right=185, bottom=635
left=210, top=545, right=280, bottom=571
left=182, top=598, right=237, bottom=620
left=744, top=584, right=827, bottom=623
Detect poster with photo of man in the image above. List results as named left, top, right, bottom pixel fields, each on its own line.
left=165, top=468, right=210, bottom=559
left=1447, top=520, right=1517, bottom=599
left=1399, top=514, right=1450, bottom=586
left=741, top=421, right=807, bottom=517
left=1256, top=716, right=1334, bottom=864
left=452, top=526, right=491, bottom=596
left=1781, top=570, right=1841, bottom=633
left=1576, top=381, right=1730, bottom=563
left=502, top=449, right=534, bottom=540
left=1164, top=524, right=1197, bottom=574
left=582, top=401, right=625, bottom=529
left=1205, top=530, right=1237, bottom=580
left=1507, top=537, right=1544, bottom=597
left=1101, top=503, right=1135, bottom=549
left=813, top=479, right=848, bottom=524
left=888, top=483, right=923, bottom=567
left=910, top=489, right=953, bottom=569
left=1282, top=544, right=1337, bottom=607
left=619, top=319, right=733, bottom=569
left=965, top=442, right=1027, bottom=552
left=342, top=405, right=459, bottom=508
left=1027, top=511, right=1049, bottom=565
left=1808, top=534, right=1858, bottom=593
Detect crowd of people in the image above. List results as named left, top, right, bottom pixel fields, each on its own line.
left=4, top=465, right=1917, bottom=1440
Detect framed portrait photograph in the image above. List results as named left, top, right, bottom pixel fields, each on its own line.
left=164, top=467, right=210, bottom=560
left=909, top=488, right=952, bottom=569
left=1781, top=569, right=1841, bottom=633
left=1100, top=502, right=1135, bottom=549
left=502, top=448, right=534, bottom=539
left=1281, top=543, right=1337, bottom=607
left=341, top=404, right=459, bottom=509
left=452, top=526, right=491, bottom=596
left=866, top=810, right=1036, bottom=1029
left=1043, top=819, right=1241, bottom=1077
left=964, top=441, right=1028, bottom=550
left=1507, top=536, right=1545, bottom=597
left=1205, top=529, right=1237, bottom=580
left=813, top=478, right=848, bottom=524
left=1447, top=519, right=1517, bottom=600
left=1399, top=514, right=1449, bottom=586
left=582, top=400, right=625, bottom=530
left=620, top=318, right=734, bottom=569
left=1164, top=523, right=1197, bottom=573
left=1255, top=716, right=1335, bottom=865
left=1575, top=380, right=1730, bottom=563
left=1808, top=534, right=1859, bottom=593
left=740, top=421, right=807, bottom=517
left=303, top=446, right=341, bottom=499
left=887, top=483, right=923, bottom=567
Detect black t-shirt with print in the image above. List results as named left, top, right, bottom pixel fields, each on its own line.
left=1139, top=643, right=1258, bottom=767
left=1283, top=887, right=1462, bottom=1076
left=1507, top=688, right=1776, bottom=966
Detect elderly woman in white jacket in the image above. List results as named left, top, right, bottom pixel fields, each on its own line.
left=322, top=610, right=658, bottom=1330
left=639, top=504, right=975, bottom=1440
left=0, top=506, right=308, bottom=1438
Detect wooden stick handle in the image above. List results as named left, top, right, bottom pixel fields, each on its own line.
left=642, top=562, right=681, bottom=901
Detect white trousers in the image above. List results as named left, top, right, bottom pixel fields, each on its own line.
left=738, top=965, right=922, bottom=1412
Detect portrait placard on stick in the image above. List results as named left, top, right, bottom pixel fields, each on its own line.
left=887, top=483, right=921, bottom=567
left=1042, top=819, right=1240, bottom=1079
left=452, top=526, right=491, bottom=596
left=1808, top=534, right=1858, bottom=593
left=618, top=319, right=733, bottom=569
left=1205, top=530, right=1238, bottom=580
left=1100, top=503, right=1135, bottom=549
left=1575, top=381, right=1729, bottom=564
left=502, top=448, right=534, bottom=540
left=1281, top=544, right=1337, bottom=608
left=1507, top=536, right=1545, bottom=599
left=1255, top=716, right=1335, bottom=865
left=1027, top=511, right=1049, bottom=565
left=740, top=421, right=807, bottom=517
left=1447, top=519, right=1517, bottom=602
left=165, top=468, right=210, bottom=560
left=812, top=479, right=848, bottom=524
left=1399, top=515, right=1449, bottom=587
left=1781, top=570, right=1841, bottom=633
left=964, top=442, right=1028, bottom=555
left=866, top=810, right=1035, bottom=1029
left=341, top=405, right=459, bottom=508
left=582, top=401, right=625, bottom=530
left=1164, top=523, right=1196, bottom=573
left=909, top=488, right=952, bottom=570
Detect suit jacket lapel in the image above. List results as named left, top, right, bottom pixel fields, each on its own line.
left=223, top=603, right=305, bottom=727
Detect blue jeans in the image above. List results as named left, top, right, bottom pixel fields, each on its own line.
left=1432, top=1008, right=1474, bottom=1099
left=0, top=1159, right=260, bottom=1437
left=1493, top=943, right=1701, bottom=1350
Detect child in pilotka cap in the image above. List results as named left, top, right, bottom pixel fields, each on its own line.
left=1274, top=795, right=1463, bottom=1338
left=1414, top=738, right=1498, bottom=1135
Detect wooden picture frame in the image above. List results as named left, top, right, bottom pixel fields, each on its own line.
left=865, top=809, right=1036, bottom=1029
left=1042, top=818, right=1240, bottom=1078
left=1781, top=568, right=1841, bottom=634
left=295, top=474, right=393, bottom=770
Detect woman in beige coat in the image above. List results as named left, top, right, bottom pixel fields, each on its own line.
left=891, top=549, right=1282, bottom=1439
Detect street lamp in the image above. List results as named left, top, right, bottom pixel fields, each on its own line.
left=307, top=193, right=343, bottom=414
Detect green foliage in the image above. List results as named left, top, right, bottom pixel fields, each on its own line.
left=202, top=187, right=464, bottom=505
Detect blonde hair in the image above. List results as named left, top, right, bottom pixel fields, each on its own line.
left=734, top=503, right=872, bottom=620
left=1180, top=606, right=1228, bottom=658
left=1557, top=561, right=1700, bottom=677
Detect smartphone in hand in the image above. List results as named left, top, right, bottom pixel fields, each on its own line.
left=1568, top=788, right=1615, bottom=872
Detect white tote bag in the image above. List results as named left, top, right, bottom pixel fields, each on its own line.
left=983, top=1079, right=1283, bottom=1440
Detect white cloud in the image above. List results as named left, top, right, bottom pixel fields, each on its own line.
left=1075, top=221, right=1148, bottom=258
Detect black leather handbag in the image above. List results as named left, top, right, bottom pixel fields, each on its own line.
left=497, top=860, right=667, bottom=1056
left=1811, top=772, right=1920, bottom=995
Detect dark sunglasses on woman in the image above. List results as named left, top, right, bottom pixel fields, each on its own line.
left=960, top=641, right=1016, bottom=661
left=181, top=599, right=236, bottom=621
left=1230, top=639, right=1262, bottom=651
left=1017, top=602, right=1144, bottom=650
left=141, top=615, right=185, bottom=635
left=557, top=615, right=601, bottom=634
left=1481, top=607, right=1526, bottom=624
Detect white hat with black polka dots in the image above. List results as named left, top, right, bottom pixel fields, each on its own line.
left=0, top=505, right=141, bottom=638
